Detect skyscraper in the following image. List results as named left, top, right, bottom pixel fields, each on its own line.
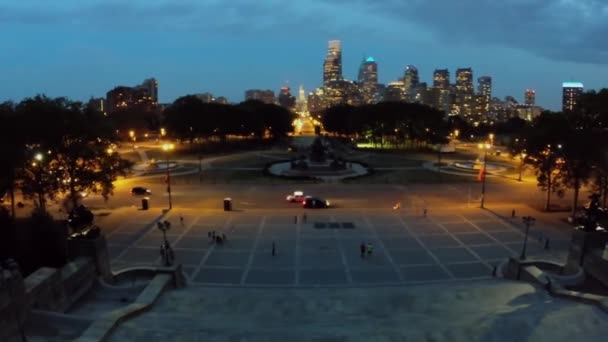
left=323, top=40, right=342, bottom=86
left=433, top=69, right=450, bottom=89
left=456, top=68, right=474, bottom=94
left=524, top=89, right=536, bottom=106
left=357, top=56, right=378, bottom=104
left=562, top=82, right=584, bottom=112
left=138, top=78, right=158, bottom=105
left=403, top=65, right=419, bottom=98
left=477, top=76, right=492, bottom=116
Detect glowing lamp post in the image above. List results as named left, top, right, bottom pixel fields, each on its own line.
left=162, top=143, right=174, bottom=210
left=520, top=216, right=536, bottom=260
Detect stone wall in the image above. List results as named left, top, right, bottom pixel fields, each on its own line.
left=0, top=265, right=27, bottom=342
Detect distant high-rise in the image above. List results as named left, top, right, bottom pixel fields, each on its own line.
left=456, top=68, right=474, bottom=94
left=477, top=76, right=492, bottom=116
left=403, top=65, right=419, bottom=98
left=278, top=86, right=296, bottom=110
left=562, top=82, right=583, bottom=111
left=433, top=69, right=450, bottom=89
left=138, top=78, right=158, bottom=105
left=323, top=40, right=342, bottom=86
left=357, top=56, right=378, bottom=104
left=524, top=89, right=536, bottom=106
left=106, top=77, right=158, bottom=114
left=245, top=89, right=275, bottom=104
left=384, top=81, right=406, bottom=102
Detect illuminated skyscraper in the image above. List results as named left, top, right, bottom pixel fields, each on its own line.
left=562, top=82, right=584, bottom=112
left=433, top=69, right=450, bottom=89
left=323, top=40, right=342, bottom=86
left=477, top=76, right=492, bottom=116
left=403, top=65, right=419, bottom=98
left=357, top=56, right=378, bottom=104
left=456, top=68, right=474, bottom=94
left=524, top=89, right=536, bottom=106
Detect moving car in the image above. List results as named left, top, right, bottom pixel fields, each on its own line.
left=131, top=187, right=151, bottom=195
left=286, top=191, right=306, bottom=203
left=303, top=197, right=330, bottom=209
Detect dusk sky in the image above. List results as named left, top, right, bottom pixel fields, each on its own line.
left=1, top=0, right=607, bottom=110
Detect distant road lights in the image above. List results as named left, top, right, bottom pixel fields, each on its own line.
left=489, top=133, right=494, bottom=145
left=160, top=128, right=166, bottom=137
left=129, top=130, right=135, bottom=141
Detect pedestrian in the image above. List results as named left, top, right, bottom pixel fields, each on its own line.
left=294, top=215, right=298, bottom=224
left=511, top=209, right=516, bottom=218
left=180, top=215, right=184, bottom=225
left=360, top=242, right=366, bottom=258
left=423, top=208, right=428, bottom=217
left=367, top=243, right=374, bottom=257
left=302, top=213, right=307, bottom=224
left=272, top=241, right=276, bottom=256
left=207, top=231, right=212, bottom=239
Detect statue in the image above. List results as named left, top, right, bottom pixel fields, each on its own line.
left=309, top=137, right=327, bottom=163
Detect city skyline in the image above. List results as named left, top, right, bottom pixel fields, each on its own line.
left=1, top=1, right=607, bottom=110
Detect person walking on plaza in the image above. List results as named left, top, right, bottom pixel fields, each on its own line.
left=360, top=242, right=366, bottom=258
left=180, top=214, right=184, bottom=226
left=367, top=242, right=374, bottom=257
left=294, top=215, right=298, bottom=224
left=272, top=241, right=276, bottom=256
left=423, top=208, right=428, bottom=217
left=511, top=209, right=516, bottom=218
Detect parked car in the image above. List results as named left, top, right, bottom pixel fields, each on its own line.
left=286, top=191, right=306, bottom=203
left=303, top=197, right=330, bottom=209
left=131, top=187, right=151, bottom=195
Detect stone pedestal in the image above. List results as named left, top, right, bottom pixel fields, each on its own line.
left=68, top=235, right=111, bottom=280
left=565, top=230, right=608, bottom=274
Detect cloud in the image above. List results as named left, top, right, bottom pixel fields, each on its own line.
left=1, top=0, right=607, bottom=65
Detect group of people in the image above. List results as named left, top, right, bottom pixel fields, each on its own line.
left=359, top=242, right=374, bottom=258
left=208, top=230, right=227, bottom=245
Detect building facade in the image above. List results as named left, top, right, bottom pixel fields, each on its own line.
left=358, top=56, right=378, bottom=104
left=245, top=89, right=276, bottom=104
left=562, top=82, right=584, bottom=112
left=403, top=65, right=419, bottom=100
left=323, top=40, right=342, bottom=86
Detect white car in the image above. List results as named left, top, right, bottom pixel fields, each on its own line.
left=286, top=191, right=306, bottom=203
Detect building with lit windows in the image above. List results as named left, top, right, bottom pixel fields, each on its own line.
left=106, top=78, right=158, bottom=114
left=562, top=82, right=583, bottom=112
left=323, top=40, right=342, bottom=86
left=307, top=88, right=325, bottom=114
left=431, top=69, right=451, bottom=113
left=453, top=68, right=475, bottom=119
left=278, top=87, right=296, bottom=110
left=403, top=65, right=419, bottom=100
left=477, top=76, right=492, bottom=117
left=433, top=69, right=450, bottom=89
left=384, top=81, right=406, bottom=102
left=245, top=89, right=276, bottom=104
left=324, top=80, right=361, bottom=107
left=358, top=56, right=378, bottom=104
left=525, top=89, right=536, bottom=106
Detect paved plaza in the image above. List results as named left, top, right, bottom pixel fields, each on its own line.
left=101, top=205, right=570, bottom=287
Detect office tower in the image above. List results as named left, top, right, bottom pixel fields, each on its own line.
left=307, top=89, right=325, bottom=114
left=297, top=85, right=308, bottom=112
left=384, top=81, right=406, bottom=102
left=562, top=82, right=584, bottom=111
left=278, top=86, right=296, bottom=110
left=245, top=89, right=275, bottom=104
left=453, top=68, right=474, bottom=119
left=477, top=76, right=492, bottom=117
left=432, top=69, right=451, bottom=113
left=324, top=80, right=361, bottom=107
left=456, top=68, right=474, bottom=94
left=403, top=65, right=419, bottom=99
left=358, top=56, right=378, bottom=104
left=323, top=40, right=342, bottom=86
left=433, top=69, right=450, bottom=89
left=524, top=89, right=536, bottom=106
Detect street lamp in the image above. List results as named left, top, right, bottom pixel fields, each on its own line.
left=489, top=133, right=494, bottom=146
left=520, top=215, right=536, bottom=260
left=478, top=143, right=491, bottom=209
left=157, top=221, right=174, bottom=266
left=162, top=143, right=174, bottom=210
left=129, top=130, right=135, bottom=141
left=32, top=153, right=46, bottom=212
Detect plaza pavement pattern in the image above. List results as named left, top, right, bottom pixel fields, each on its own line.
left=101, top=206, right=570, bottom=287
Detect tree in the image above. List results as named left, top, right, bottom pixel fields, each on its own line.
left=0, top=101, right=24, bottom=219
left=16, top=95, right=132, bottom=211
